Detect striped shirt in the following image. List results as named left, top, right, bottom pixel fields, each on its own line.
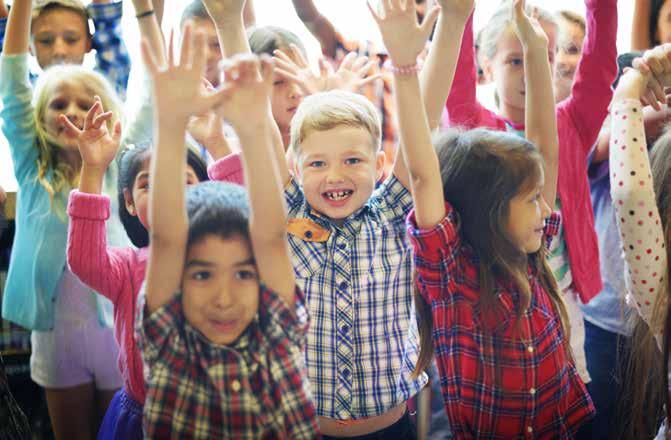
left=285, top=175, right=427, bottom=419
left=407, top=202, right=594, bottom=438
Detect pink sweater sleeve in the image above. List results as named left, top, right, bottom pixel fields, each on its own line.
left=558, top=0, right=618, bottom=155
left=444, top=14, right=503, bottom=130
left=67, top=190, right=133, bottom=305
left=207, top=152, right=245, bottom=185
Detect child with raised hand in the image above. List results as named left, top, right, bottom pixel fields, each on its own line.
left=64, top=99, right=207, bottom=439
left=607, top=43, right=671, bottom=439
left=447, top=0, right=617, bottom=383
left=134, top=26, right=318, bottom=438
left=0, top=0, right=130, bottom=98
left=377, top=0, right=594, bottom=435
left=0, top=0, right=128, bottom=437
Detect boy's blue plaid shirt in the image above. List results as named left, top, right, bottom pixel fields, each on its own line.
left=0, top=1, right=130, bottom=99
left=284, top=174, right=427, bottom=419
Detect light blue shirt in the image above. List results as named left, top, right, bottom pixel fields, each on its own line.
left=580, top=156, right=632, bottom=336
left=0, top=54, right=127, bottom=331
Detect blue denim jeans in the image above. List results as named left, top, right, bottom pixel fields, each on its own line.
left=583, top=319, right=630, bottom=440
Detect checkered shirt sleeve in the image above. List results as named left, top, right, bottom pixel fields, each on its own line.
left=88, top=1, right=130, bottom=99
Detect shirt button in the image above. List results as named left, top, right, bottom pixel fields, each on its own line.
left=338, top=242, right=347, bottom=251
left=231, top=380, right=241, bottom=392
left=341, top=325, right=349, bottom=334
left=529, top=388, right=536, bottom=395
left=304, top=230, right=313, bottom=239
left=527, top=426, right=533, bottom=433
left=339, top=281, right=348, bottom=290
left=527, top=345, right=534, bottom=353
left=342, top=368, right=350, bottom=377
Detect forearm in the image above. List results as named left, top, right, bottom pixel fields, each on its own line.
left=133, top=0, right=166, bottom=67
left=79, top=165, right=106, bottom=194
left=215, top=15, right=250, bottom=57
left=243, top=0, right=255, bottom=28
left=394, top=73, right=445, bottom=228
left=3, top=0, right=31, bottom=55
left=291, top=0, right=337, bottom=58
left=524, top=45, right=558, bottom=205
left=631, top=0, right=651, bottom=50
left=419, top=14, right=468, bottom=130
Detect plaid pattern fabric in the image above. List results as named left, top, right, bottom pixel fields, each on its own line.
left=406, top=202, right=595, bottom=439
left=0, top=1, right=129, bottom=99
left=285, top=175, right=427, bottom=419
left=135, top=284, right=319, bottom=439
left=87, top=1, right=130, bottom=100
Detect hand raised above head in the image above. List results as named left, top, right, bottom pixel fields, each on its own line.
left=510, top=0, right=548, bottom=53
left=141, top=24, right=232, bottom=123
left=367, top=0, right=440, bottom=67
left=201, top=0, right=246, bottom=24
left=59, top=96, right=121, bottom=171
left=434, top=0, right=474, bottom=24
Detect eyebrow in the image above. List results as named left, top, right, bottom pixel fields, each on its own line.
left=136, top=171, right=150, bottom=181
left=185, top=257, right=256, bottom=269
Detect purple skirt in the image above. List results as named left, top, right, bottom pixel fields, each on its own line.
left=98, top=388, right=143, bottom=440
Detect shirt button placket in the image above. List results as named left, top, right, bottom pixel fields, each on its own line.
left=334, top=234, right=353, bottom=415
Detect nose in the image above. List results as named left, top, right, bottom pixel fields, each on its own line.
left=540, top=195, right=552, bottom=219
left=288, top=82, right=303, bottom=100
left=325, top=164, right=346, bottom=184
left=213, top=280, right=235, bottom=310
left=52, top=37, right=69, bottom=57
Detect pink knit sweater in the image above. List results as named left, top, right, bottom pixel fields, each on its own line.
left=67, top=190, right=148, bottom=404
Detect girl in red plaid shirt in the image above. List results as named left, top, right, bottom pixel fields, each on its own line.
left=371, top=0, right=594, bottom=437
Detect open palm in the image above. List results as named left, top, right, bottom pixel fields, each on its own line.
left=60, top=97, right=121, bottom=170
left=510, top=0, right=548, bottom=52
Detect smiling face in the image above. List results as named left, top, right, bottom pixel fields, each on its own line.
left=271, top=76, right=304, bottom=134
left=42, top=79, right=94, bottom=152
left=505, top=175, right=552, bottom=254
left=31, top=6, right=91, bottom=69
left=554, top=18, right=585, bottom=102
left=182, top=234, right=259, bottom=345
left=294, top=126, right=385, bottom=223
left=483, top=21, right=556, bottom=123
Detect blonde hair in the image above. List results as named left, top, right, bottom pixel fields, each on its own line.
left=289, top=90, right=381, bottom=155
left=557, top=10, right=586, bottom=34
left=479, top=0, right=557, bottom=62
left=32, top=65, right=122, bottom=214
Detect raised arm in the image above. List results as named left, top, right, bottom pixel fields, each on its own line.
left=132, top=0, right=166, bottom=68
left=142, top=28, right=230, bottom=312
left=560, top=0, right=618, bottom=155
left=2, top=0, right=30, bottom=55
left=513, top=0, right=558, bottom=206
left=291, top=0, right=338, bottom=58
left=371, top=0, right=445, bottom=228
left=632, top=0, right=652, bottom=51
left=419, top=0, right=474, bottom=130
left=609, top=46, right=671, bottom=332
left=219, top=55, right=296, bottom=303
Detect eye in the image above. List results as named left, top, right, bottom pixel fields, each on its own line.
left=49, top=99, right=67, bottom=110
left=235, top=269, right=257, bottom=280
left=192, top=271, right=211, bottom=281
left=309, top=160, right=326, bottom=168
left=530, top=192, right=541, bottom=203
left=273, top=79, right=285, bottom=87
left=509, top=58, right=523, bottom=66
left=36, top=36, right=54, bottom=46
left=78, top=100, right=93, bottom=111
left=65, top=36, right=81, bottom=45
left=345, top=157, right=361, bottom=165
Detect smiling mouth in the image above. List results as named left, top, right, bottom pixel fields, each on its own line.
left=323, top=190, right=353, bottom=201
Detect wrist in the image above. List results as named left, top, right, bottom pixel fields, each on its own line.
left=214, top=14, right=244, bottom=29
left=79, top=166, right=105, bottom=194
left=613, top=70, right=648, bottom=102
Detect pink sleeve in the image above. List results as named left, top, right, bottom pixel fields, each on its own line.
left=444, top=14, right=503, bottom=130
left=67, top=190, right=133, bottom=305
left=558, top=0, right=618, bottom=155
left=609, top=100, right=665, bottom=332
left=207, top=152, right=245, bottom=185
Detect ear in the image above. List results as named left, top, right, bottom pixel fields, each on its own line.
left=290, top=152, right=302, bottom=183
left=375, top=150, right=386, bottom=182
left=123, top=188, right=137, bottom=217
left=85, top=34, right=93, bottom=54
left=482, top=56, right=495, bottom=83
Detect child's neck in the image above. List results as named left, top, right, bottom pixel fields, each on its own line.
left=499, top=102, right=526, bottom=127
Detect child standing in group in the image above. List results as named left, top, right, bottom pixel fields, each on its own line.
left=376, top=0, right=594, bottom=435
left=134, top=27, right=318, bottom=437
left=0, top=0, right=130, bottom=98
left=0, top=0, right=129, bottom=437
left=446, top=0, right=618, bottom=384
left=607, top=43, right=671, bottom=439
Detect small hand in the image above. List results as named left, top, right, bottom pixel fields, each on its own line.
left=141, top=24, right=232, bottom=123
left=187, top=111, right=232, bottom=160
left=631, top=44, right=671, bottom=109
left=368, top=0, right=440, bottom=67
left=510, top=0, right=548, bottom=53
left=434, top=0, right=474, bottom=23
left=59, top=96, right=121, bottom=170
left=217, top=54, right=274, bottom=133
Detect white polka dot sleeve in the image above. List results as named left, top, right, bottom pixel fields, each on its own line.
left=609, top=99, right=667, bottom=333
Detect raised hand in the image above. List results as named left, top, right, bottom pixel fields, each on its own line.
left=631, top=44, right=671, bottom=110
left=140, top=25, right=230, bottom=123
left=434, top=0, right=474, bottom=23
left=273, top=46, right=380, bottom=95
left=59, top=97, right=121, bottom=171
left=510, top=0, right=548, bottom=52
left=368, top=0, right=440, bottom=66
left=217, top=54, right=274, bottom=130
left=201, top=0, right=246, bottom=24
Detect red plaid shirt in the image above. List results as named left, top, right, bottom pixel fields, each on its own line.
left=135, top=285, right=319, bottom=439
left=406, top=202, right=594, bottom=439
